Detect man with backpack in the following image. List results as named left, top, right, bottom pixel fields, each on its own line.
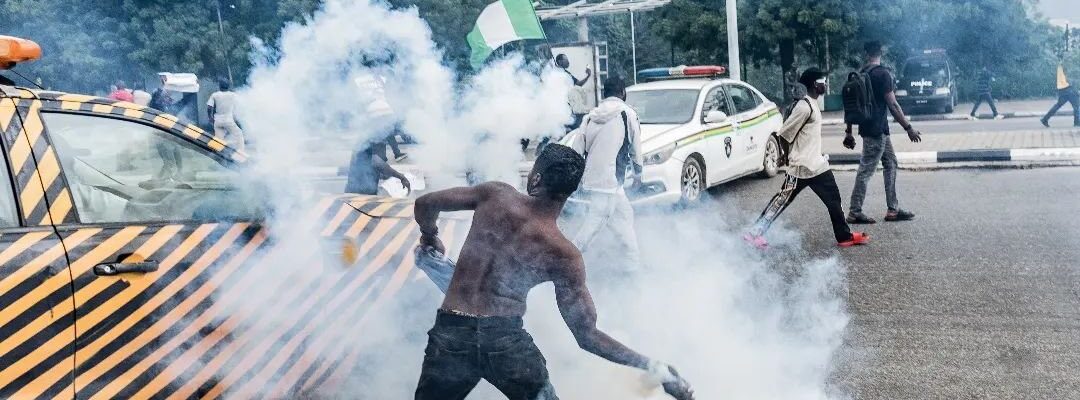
left=744, top=69, right=870, bottom=250
left=843, top=41, right=922, bottom=225
left=560, top=76, right=644, bottom=274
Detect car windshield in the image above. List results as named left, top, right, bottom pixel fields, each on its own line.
left=903, top=59, right=948, bottom=79
left=625, top=89, right=700, bottom=124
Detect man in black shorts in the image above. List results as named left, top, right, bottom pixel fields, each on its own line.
left=413, top=144, right=693, bottom=400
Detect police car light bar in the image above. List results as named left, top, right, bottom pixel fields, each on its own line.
left=638, top=65, right=727, bottom=81
left=0, top=36, right=41, bottom=66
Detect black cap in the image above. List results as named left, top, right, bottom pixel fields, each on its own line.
left=798, top=68, right=827, bottom=87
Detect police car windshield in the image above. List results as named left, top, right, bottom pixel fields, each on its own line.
left=625, top=89, right=700, bottom=124
left=903, top=59, right=948, bottom=78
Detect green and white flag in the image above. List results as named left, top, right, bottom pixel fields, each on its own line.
left=466, top=0, right=546, bottom=69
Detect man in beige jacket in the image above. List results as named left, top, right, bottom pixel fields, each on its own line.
left=744, top=68, right=869, bottom=250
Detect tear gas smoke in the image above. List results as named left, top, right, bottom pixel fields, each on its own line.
left=216, top=0, right=850, bottom=398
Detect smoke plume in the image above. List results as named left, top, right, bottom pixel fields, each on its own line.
left=221, top=0, right=850, bottom=398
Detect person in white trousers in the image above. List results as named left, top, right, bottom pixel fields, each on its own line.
left=206, top=80, right=245, bottom=152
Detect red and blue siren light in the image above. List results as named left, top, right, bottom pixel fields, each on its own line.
left=637, top=65, right=727, bottom=81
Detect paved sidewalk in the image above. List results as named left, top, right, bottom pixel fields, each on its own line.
left=822, top=128, right=1080, bottom=155
left=821, top=98, right=1073, bottom=125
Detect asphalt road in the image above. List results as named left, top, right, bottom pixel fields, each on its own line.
left=821, top=117, right=1069, bottom=137
left=700, top=167, right=1080, bottom=399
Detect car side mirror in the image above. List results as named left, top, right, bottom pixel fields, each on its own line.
left=703, top=110, right=729, bottom=124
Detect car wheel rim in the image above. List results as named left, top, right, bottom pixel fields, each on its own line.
left=764, top=139, right=778, bottom=173
left=682, top=162, right=702, bottom=201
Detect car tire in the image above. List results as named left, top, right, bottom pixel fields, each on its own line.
left=758, top=135, right=780, bottom=178
left=679, top=156, right=706, bottom=205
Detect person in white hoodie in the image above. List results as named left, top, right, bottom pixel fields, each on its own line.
left=744, top=68, right=870, bottom=250
left=560, top=76, right=644, bottom=272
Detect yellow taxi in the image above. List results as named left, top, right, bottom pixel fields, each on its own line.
left=0, top=36, right=452, bottom=399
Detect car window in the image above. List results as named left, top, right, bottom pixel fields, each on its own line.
left=43, top=112, right=263, bottom=224
left=701, top=86, right=733, bottom=117
left=0, top=154, right=18, bottom=228
left=727, top=85, right=759, bottom=114
left=624, top=89, right=700, bottom=124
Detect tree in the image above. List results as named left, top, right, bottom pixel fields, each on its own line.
left=741, top=0, right=860, bottom=103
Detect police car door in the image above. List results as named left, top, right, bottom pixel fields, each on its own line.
left=699, top=85, right=738, bottom=184
left=31, top=102, right=270, bottom=399
left=0, top=95, right=78, bottom=399
left=725, top=84, right=766, bottom=172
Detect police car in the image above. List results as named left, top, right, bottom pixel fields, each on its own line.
left=894, top=49, right=958, bottom=114
left=0, top=36, right=454, bottom=399
left=626, top=66, right=783, bottom=205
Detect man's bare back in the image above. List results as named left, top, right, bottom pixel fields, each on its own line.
left=436, top=182, right=578, bottom=316
left=412, top=144, right=692, bottom=400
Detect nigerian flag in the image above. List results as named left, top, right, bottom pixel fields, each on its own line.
left=467, top=0, right=546, bottom=69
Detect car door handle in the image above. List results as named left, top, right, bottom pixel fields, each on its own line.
left=94, top=261, right=160, bottom=276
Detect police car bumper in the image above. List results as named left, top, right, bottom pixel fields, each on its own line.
left=899, top=95, right=951, bottom=108
left=629, top=158, right=684, bottom=206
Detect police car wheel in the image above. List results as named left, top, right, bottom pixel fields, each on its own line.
left=758, top=136, right=780, bottom=178
left=680, top=157, right=705, bottom=204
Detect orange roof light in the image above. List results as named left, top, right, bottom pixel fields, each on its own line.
left=0, top=36, right=42, bottom=67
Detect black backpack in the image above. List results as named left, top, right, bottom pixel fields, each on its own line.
left=842, top=65, right=882, bottom=125
left=771, top=98, right=813, bottom=168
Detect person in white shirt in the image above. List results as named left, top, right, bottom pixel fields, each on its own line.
left=206, top=80, right=245, bottom=152
left=131, top=81, right=151, bottom=107
left=744, top=68, right=869, bottom=250
left=560, top=76, right=644, bottom=273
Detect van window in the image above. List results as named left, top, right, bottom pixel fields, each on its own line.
left=43, top=113, right=263, bottom=223
left=0, top=154, right=18, bottom=227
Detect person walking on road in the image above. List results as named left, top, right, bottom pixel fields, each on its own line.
left=207, top=79, right=246, bottom=152
left=970, top=67, right=1002, bottom=120
left=744, top=69, right=870, bottom=250
left=845, top=41, right=922, bottom=225
left=559, top=76, right=644, bottom=274
left=1040, top=64, right=1080, bottom=128
left=411, top=145, right=693, bottom=400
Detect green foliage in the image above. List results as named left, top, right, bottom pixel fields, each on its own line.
left=0, top=0, right=1066, bottom=102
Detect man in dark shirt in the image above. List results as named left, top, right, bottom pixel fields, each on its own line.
left=344, top=139, right=411, bottom=195
left=843, top=41, right=922, bottom=224
left=970, top=67, right=1001, bottom=119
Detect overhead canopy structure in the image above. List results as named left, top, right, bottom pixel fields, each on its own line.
left=535, top=0, right=671, bottom=21
left=535, top=0, right=673, bottom=83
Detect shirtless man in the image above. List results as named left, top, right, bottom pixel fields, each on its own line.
left=413, top=144, right=693, bottom=400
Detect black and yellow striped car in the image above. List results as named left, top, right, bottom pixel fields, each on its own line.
left=0, top=81, right=458, bottom=399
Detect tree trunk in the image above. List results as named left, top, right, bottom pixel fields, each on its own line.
left=779, top=38, right=796, bottom=115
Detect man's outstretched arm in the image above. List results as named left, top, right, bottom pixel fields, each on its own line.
left=553, top=254, right=694, bottom=399
left=413, top=182, right=508, bottom=252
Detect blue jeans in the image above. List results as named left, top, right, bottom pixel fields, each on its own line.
left=849, top=135, right=899, bottom=213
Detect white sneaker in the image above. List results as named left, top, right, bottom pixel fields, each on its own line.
left=994, top=115, right=1005, bottom=120
left=967, top=115, right=978, bottom=121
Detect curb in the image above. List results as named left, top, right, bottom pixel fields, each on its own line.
left=827, top=147, right=1080, bottom=166
left=821, top=110, right=1069, bottom=126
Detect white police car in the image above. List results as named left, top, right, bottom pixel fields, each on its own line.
left=626, top=66, right=783, bottom=205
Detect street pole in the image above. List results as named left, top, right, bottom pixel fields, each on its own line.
left=631, top=11, right=638, bottom=84
left=726, top=0, right=741, bottom=81
left=216, top=0, right=235, bottom=86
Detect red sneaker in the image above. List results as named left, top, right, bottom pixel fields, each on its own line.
left=743, top=233, right=768, bottom=250
left=838, top=232, right=870, bottom=247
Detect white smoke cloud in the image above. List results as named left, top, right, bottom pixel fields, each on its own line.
left=216, top=0, right=849, bottom=399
